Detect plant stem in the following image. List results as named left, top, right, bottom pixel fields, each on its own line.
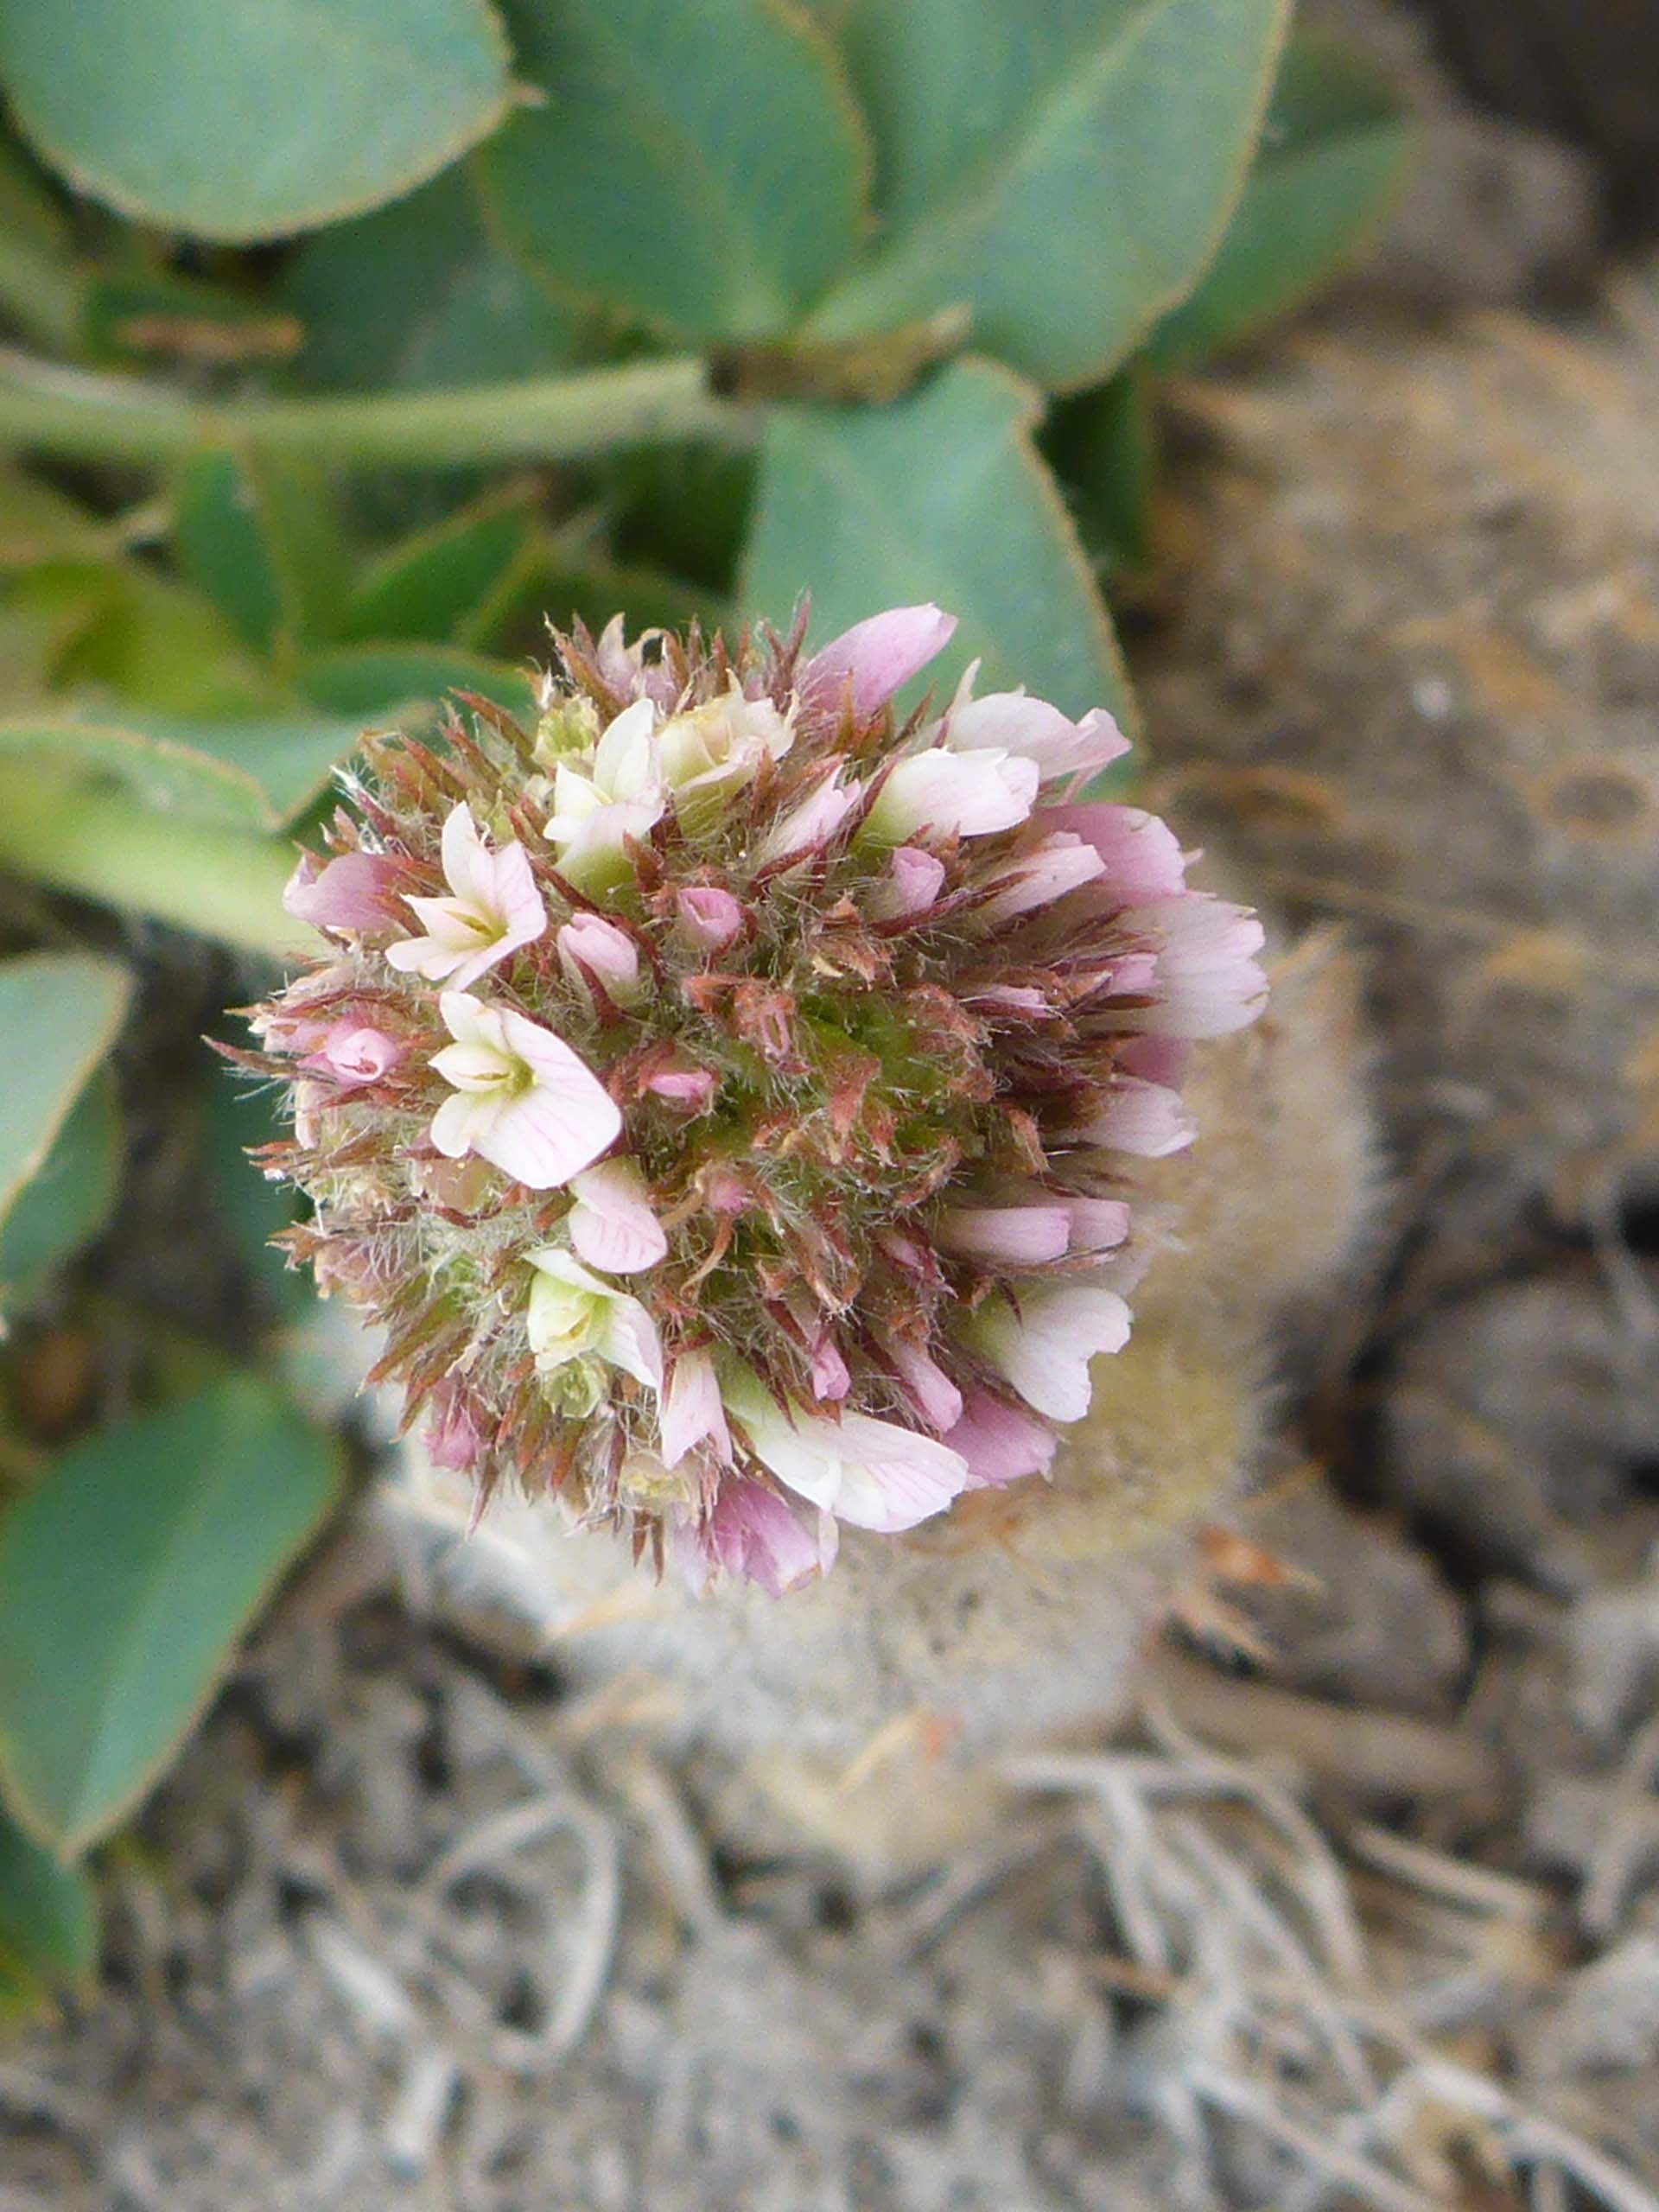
left=0, top=347, right=752, bottom=470
left=0, top=762, right=308, bottom=961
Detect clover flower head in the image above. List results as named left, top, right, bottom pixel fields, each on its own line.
left=243, top=604, right=1266, bottom=1594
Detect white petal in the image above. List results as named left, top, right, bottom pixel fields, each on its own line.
left=594, top=697, right=658, bottom=798
left=817, top=1412, right=968, bottom=1532
left=438, top=991, right=491, bottom=1046
left=440, top=802, right=494, bottom=910
left=430, top=1089, right=494, bottom=1160
left=430, top=1039, right=512, bottom=1090
left=481, top=1083, right=618, bottom=1189
left=973, top=1287, right=1130, bottom=1422
left=597, top=1296, right=664, bottom=1395
left=385, top=932, right=467, bottom=980
left=659, top=1349, right=732, bottom=1467
left=569, top=1160, right=667, bottom=1273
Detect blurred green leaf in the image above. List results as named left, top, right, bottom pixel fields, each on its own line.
left=0, top=704, right=369, bottom=830
left=0, top=1805, right=97, bottom=2007
left=296, top=642, right=535, bottom=721
left=741, top=356, right=1130, bottom=723
left=0, top=951, right=130, bottom=1246
left=200, top=1067, right=307, bottom=1324
left=0, top=467, right=108, bottom=569
left=1147, top=36, right=1409, bottom=366
left=1044, top=365, right=1158, bottom=577
left=480, top=0, right=869, bottom=340
left=45, top=561, right=277, bottom=715
left=608, top=443, right=757, bottom=596
left=0, top=136, right=83, bottom=354
left=0, top=1071, right=122, bottom=1306
left=0, top=1376, right=341, bottom=1854
left=0, top=0, right=513, bottom=243
left=283, top=166, right=582, bottom=394
left=174, top=448, right=351, bottom=659
left=0, top=564, right=121, bottom=709
left=339, top=490, right=536, bottom=647
left=808, top=0, right=1290, bottom=388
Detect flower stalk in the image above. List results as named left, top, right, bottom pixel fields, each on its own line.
left=0, top=346, right=751, bottom=471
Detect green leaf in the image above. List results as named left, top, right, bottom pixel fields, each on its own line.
left=339, top=490, right=536, bottom=647
left=174, top=448, right=351, bottom=658
left=741, top=355, right=1130, bottom=723
left=296, top=642, right=535, bottom=721
left=808, top=0, right=1290, bottom=388
left=35, top=559, right=275, bottom=717
left=0, top=1071, right=122, bottom=1306
left=0, top=466, right=110, bottom=569
left=0, top=951, right=130, bottom=1244
left=0, top=1805, right=97, bottom=2006
left=479, top=0, right=870, bottom=340
left=1147, top=36, right=1409, bottom=366
left=200, top=1067, right=308, bottom=1325
left=0, top=704, right=369, bottom=830
left=283, top=165, right=583, bottom=394
left=0, top=1376, right=341, bottom=1854
left=0, top=136, right=84, bottom=355
left=0, top=0, right=514, bottom=243
left=608, top=442, right=757, bottom=595
left=1044, top=365, right=1158, bottom=577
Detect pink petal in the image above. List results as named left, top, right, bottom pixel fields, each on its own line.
left=600, top=1297, right=664, bottom=1395
left=485, top=1011, right=622, bottom=1188
left=755, top=771, right=861, bottom=867
left=450, top=848, right=547, bottom=990
left=1118, top=1036, right=1189, bottom=1088
left=675, top=886, right=743, bottom=950
left=810, top=1333, right=851, bottom=1402
left=1082, top=1077, right=1196, bottom=1158
left=887, top=1338, right=964, bottom=1433
left=977, top=833, right=1106, bottom=922
left=426, top=1384, right=485, bottom=1472
left=1126, top=895, right=1268, bottom=1039
left=302, top=1021, right=402, bottom=1087
left=802, top=604, right=957, bottom=721
left=283, top=850, right=399, bottom=932
left=642, top=1063, right=718, bottom=1110
left=938, top=1204, right=1071, bottom=1265
left=568, top=1160, right=667, bottom=1273
left=706, top=1475, right=833, bottom=1597
left=947, top=693, right=1129, bottom=784
left=439, top=802, right=495, bottom=911
left=961, top=982, right=1052, bottom=1019
left=825, top=1414, right=969, bottom=1533
left=556, top=913, right=641, bottom=1004
left=869, top=844, right=947, bottom=922
left=945, top=1386, right=1057, bottom=1489
left=1044, top=804, right=1190, bottom=904
left=1054, top=1195, right=1131, bottom=1252
left=659, top=1349, right=733, bottom=1468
